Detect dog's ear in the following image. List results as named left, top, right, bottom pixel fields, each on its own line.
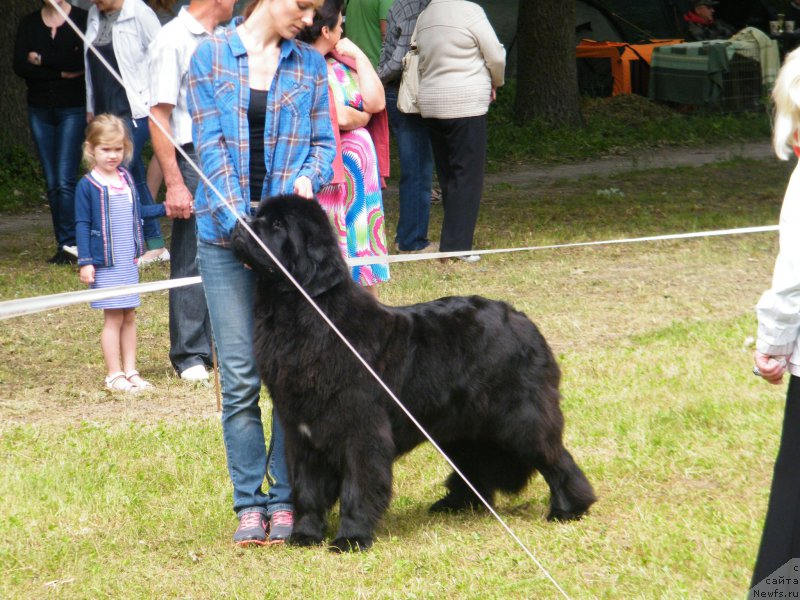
left=275, top=198, right=349, bottom=297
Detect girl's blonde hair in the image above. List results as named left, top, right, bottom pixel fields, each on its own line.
left=772, top=47, right=800, bottom=160
left=82, top=114, right=133, bottom=168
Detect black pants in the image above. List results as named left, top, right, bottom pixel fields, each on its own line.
left=424, top=115, right=487, bottom=252
left=751, top=375, right=800, bottom=588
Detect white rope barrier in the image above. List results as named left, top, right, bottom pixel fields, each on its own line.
left=3, top=223, right=778, bottom=321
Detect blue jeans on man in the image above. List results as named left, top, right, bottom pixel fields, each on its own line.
left=27, top=105, right=84, bottom=249
left=169, top=147, right=212, bottom=374
left=197, top=241, right=292, bottom=518
left=126, top=116, right=163, bottom=246
left=384, top=84, right=434, bottom=251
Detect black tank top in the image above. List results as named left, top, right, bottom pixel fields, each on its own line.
left=248, top=89, right=268, bottom=204
left=88, top=41, right=131, bottom=119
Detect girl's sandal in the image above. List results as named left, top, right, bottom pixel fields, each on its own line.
left=125, top=370, right=154, bottom=390
left=105, top=372, right=138, bottom=393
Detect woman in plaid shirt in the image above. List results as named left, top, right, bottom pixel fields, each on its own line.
left=187, top=0, right=335, bottom=547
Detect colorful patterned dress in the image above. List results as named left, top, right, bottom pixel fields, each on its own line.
left=317, top=58, right=389, bottom=286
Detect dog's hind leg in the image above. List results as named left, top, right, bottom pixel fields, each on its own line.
left=429, top=441, right=508, bottom=513
left=493, top=393, right=596, bottom=521
left=538, top=448, right=596, bottom=522
left=329, top=423, right=395, bottom=553
left=288, top=442, right=340, bottom=547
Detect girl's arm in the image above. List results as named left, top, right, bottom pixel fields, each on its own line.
left=74, top=178, right=94, bottom=267
left=187, top=40, right=246, bottom=238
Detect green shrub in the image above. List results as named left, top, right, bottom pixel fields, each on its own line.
left=486, top=80, right=772, bottom=168
left=0, top=145, right=43, bottom=213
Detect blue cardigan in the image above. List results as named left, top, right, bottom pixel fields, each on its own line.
left=75, top=168, right=166, bottom=267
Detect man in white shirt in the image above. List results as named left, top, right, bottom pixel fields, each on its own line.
left=148, top=0, right=235, bottom=381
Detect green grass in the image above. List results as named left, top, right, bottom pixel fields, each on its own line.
left=0, top=157, right=792, bottom=598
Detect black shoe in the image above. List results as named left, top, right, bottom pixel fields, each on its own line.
left=47, top=250, right=76, bottom=265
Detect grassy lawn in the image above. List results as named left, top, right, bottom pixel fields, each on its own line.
left=0, top=154, right=792, bottom=598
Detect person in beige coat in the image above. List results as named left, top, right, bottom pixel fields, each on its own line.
left=415, top=0, right=504, bottom=260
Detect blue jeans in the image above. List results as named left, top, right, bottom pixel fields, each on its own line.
left=197, top=241, right=292, bottom=517
left=385, top=84, right=434, bottom=251
left=169, top=148, right=212, bottom=374
left=27, top=105, right=84, bottom=248
left=126, top=117, right=163, bottom=246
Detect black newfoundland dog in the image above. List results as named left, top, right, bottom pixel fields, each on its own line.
left=231, top=195, right=596, bottom=552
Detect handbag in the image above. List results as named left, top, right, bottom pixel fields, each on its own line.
left=397, top=25, right=421, bottom=114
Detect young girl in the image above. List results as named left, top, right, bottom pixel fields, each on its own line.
left=75, top=114, right=166, bottom=392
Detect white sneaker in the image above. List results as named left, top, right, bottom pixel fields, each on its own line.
left=180, top=364, right=209, bottom=381
left=138, top=248, right=170, bottom=267
left=62, top=245, right=78, bottom=258
left=458, top=254, right=481, bottom=263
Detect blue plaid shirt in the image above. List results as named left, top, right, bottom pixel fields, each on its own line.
left=187, top=18, right=336, bottom=246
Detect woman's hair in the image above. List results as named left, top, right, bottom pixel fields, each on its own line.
left=243, top=0, right=326, bottom=21
left=296, top=0, right=343, bottom=44
left=772, top=47, right=800, bottom=160
left=82, top=114, right=133, bottom=168
left=148, top=0, right=176, bottom=12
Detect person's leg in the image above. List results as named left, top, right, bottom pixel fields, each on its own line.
left=198, top=242, right=291, bottom=524
left=27, top=106, right=61, bottom=251
left=425, top=118, right=455, bottom=250
left=100, top=308, right=124, bottom=375
left=751, top=375, right=800, bottom=587
left=169, top=151, right=212, bottom=375
left=52, top=106, right=86, bottom=248
left=385, top=85, right=434, bottom=251
left=127, top=117, right=164, bottom=248
left=432, top=116, right=487, bottom=252
left=119, top=308, right=137, bottom=374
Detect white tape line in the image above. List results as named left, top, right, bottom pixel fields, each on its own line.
left=0, top=277, right=201, bottom=321
left=345, top=224, right=780, bottom=266
left=1, top=224, right=779, bottom=320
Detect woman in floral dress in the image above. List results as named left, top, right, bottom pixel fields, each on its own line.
left=299, top=0, right=390, bottom=293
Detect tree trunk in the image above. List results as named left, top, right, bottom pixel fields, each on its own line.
left=514, top=0, right=583, bottom=128
left=1, top=0, right=41, bottom=152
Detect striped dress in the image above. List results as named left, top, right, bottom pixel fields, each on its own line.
left=90, top=173, right=140, bottom=309
left=317, top=58, right=389, bottom=286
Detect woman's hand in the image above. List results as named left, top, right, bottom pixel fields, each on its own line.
left=27, top=51, right=41, bottom=66
left=754, top=350, right=789, bottom=385
left=334, top=38, right=367, bottom=62
left=79, top=264, right=95, bottom=285
left=338, top=105, right=371, bottom=131
left=293, top=176, right=314, bottom=199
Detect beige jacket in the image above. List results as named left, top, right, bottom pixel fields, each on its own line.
left=415, top=0, right=505, bottom=119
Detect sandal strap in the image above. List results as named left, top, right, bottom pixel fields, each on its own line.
left=125, top=370, right=140, bottom=378
left=105, top=372, right=135, bottom=391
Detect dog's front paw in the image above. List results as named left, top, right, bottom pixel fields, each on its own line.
left=328, top=536, right=373, bottom=553
left=288, top=532, right=324, bottom=547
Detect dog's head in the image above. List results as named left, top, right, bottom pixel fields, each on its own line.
left=231, top=194, right=350, bottom=297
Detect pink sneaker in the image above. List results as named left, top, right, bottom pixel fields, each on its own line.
left=268, top=510, right=293, bottom=545
left=233, top=511, right=268, bottom=547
